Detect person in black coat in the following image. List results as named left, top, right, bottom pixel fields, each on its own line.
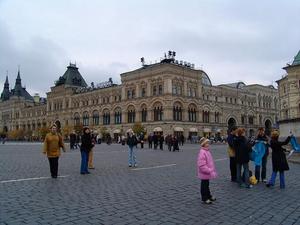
left=266, top=130, right=291, bottom=189
left=234, top=128, right=252, bottom=188
left=80, top=127, right=94, bottom=174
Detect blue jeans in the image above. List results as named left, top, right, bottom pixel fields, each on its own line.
left=80, top=151, right=89, bottom=173
left=237, top=163, right=250, bottom=186
left=268, top=171, right=285, bottom=188
left=128, top=146, right=136, bottom=166
left=255, top=154, right=268, bottom=181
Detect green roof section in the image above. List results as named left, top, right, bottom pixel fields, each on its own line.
left=292, top=50, right=300, bottom=66
left=55, top=63, right=87, bottom=87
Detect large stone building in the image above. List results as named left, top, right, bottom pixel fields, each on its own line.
left=277, top=50, right=300, bottom=137
left=1, top=52, right=279, bottom=140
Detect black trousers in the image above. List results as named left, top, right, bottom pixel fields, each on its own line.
left=48, top=157, right=59, bottom=177
left=201, top=179, right=212, bottom=201
left=230, top=157, right=237, bottom=181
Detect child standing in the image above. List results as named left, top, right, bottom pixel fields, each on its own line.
left=197, top=137, right=217, bottom=204
left=266, top=130, right=291, bottom=189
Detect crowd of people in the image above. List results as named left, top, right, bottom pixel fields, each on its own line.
left=197, top=126, right=296, bottom=204
left=42, top=124, right=298, bottom=206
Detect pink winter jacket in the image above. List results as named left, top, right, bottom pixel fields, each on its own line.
left=197, top=147, right=217, bottom=180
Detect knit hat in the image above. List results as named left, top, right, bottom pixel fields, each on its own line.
left=199, top=137, right=209, bottom=147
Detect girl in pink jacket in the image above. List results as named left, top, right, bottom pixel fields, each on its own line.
left=197, top=137, right=217, bottom=204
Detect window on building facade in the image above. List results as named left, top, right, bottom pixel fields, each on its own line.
left=74, top=113, right=80, bottom=126
left=248, top=116, right=254, bottom=125
left=83, top=112, right=89, bottom=126
left=226, top=97, right=228, bottom=103
left=188, top=107, right=196, bottom=122
left=103, top=112, right=110, bottom=125
left=173, top=85, right=177, bottom=95
left=128, top=110, right=135, bottom=123
left=141, top=88, right=146, bottom=97
left=158, top=85, right=163, bottom=95
left=127, top=90, right=131, bottom=99
left=215, top=112, right=220, bottom=123
left=241, top=115, right=245, bottom=124
left=154, top=106, right=163, bottom=121
left=92, top=111, right=99, bottom=125
left=114, top=110, right=122, bottom=124
left=132, top=90, right=135, bottom=98
left=153, top=86, right=157, bottom=96
left=215, top=96, right=218, bottom=102
left=141, top=108, right=147, bottom=122
left=188, top=88, right=191, bottom=97
left=202, top=111, right=209, bottom=123
left=285, top=110, right=288, bottom=119
left=173, top=106, right=182, bottom=121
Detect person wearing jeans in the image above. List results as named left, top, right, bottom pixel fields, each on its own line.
left=80, top=127, right=94, bottom=174
left=267, top=131, right=291, bottom=189
left=254, top=128, right=269, bottom=183
left=127, top=130, right=137, bottom=167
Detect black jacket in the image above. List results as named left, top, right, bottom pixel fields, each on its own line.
left=127, top=135, right=137, bottom=147
left=270, top=137, right=291, bottom=172
left=234, top=136, right=251, bottom=164
left=80, top=134, right=93, bottom=152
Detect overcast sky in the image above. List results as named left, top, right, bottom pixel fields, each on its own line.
left=0, top=0, right=300, bottom=97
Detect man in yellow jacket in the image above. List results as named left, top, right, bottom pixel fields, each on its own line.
left=43, top=124, right=65, bottom=178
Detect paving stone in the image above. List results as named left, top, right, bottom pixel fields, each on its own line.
left=1, top=143, right=300, bottom=224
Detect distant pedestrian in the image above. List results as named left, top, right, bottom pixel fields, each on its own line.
left=127, top=130, right=138, bottom=167
left=80, top=127, right=94, bottom=174
left=148, top=134, right=153, bottom=149
left=88, top=131, right=96, bottom=169
left=266, top=130, right=291, bottom=189
left=43, top=124, right=65, bottom=178
left=197, top=137, right=217, bottom=204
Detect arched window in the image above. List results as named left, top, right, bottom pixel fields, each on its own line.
left=83, top=111, right=89, bottom=126
left=154, top=103, right=163, bottom=121
left=173, top=103, right=182, bottom=121
left=92, top=110, right=99, bottom=125
left=202, top=110, right=210, bottom=123
left=188, top=105, right=197, bottom=122
left=141, top=105, right=147, bottom=122
left=103, top=110, right=110, bottom=125
left=74, top=113, right=80, bottom=126
left=127, top=106, right=136, bottom=123
left=114, top=108, right=122, bottom=124
left=215, top=112, right=220, bottom=123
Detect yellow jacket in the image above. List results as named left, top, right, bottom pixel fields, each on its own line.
left=43, top=133, right=65, bottom=158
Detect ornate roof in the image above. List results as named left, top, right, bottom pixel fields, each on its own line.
left=292, top=50, right=300, bottom=66
left=55, top=63, right=87, bottom=87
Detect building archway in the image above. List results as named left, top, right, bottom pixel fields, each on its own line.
left=265, top=119, right=272, bottom=136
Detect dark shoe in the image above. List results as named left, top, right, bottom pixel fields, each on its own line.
left=203, top=199, right=212, bottom=204
left=51, top=175, right=57, bottom=178
left=128, top=165, right=132, bottom=167
left=86, top=171, right=90, bottom=174
left=80, top=172, right=86, bottom=175
left=210, top=196, right=216, bottom=201
left=266, top=183, right=273, bottom=188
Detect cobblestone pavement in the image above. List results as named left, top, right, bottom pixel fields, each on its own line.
left=1, top=142, right=300, bottom=225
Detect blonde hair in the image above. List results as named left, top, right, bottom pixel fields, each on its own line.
left=271, top=130, right=279, bottom=139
